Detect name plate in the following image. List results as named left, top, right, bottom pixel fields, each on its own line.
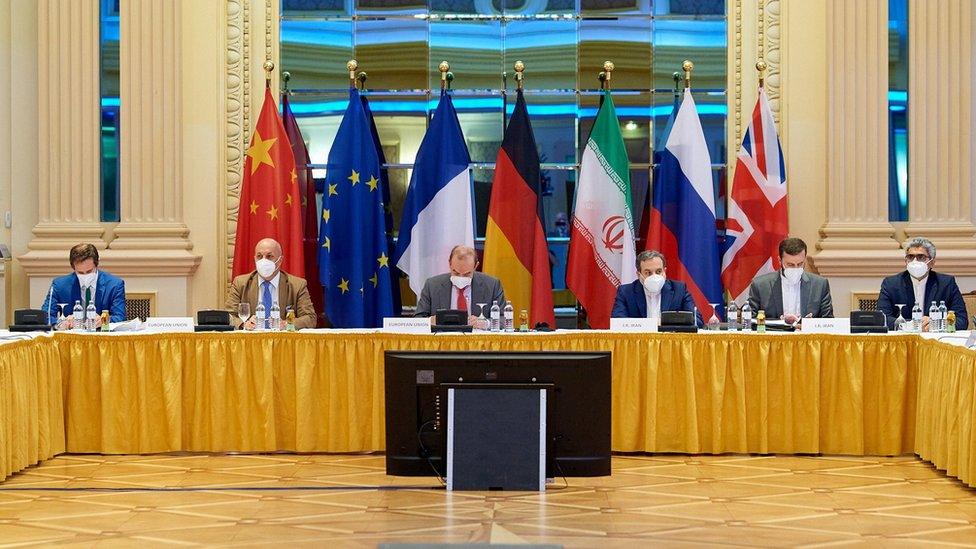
left=609, top=317, right=659, bottom=332
left=801, top=318, right=850, bottom=334
left=383, top=317, right=432, bottom=334
left=144, top=317, right=196, bottom=333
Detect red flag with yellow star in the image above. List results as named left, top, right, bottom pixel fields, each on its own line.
left=232, top=88, right=305, bottom=278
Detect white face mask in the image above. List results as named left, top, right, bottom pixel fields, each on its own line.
left=643, top=273, right=666, bottom=294
left=783, top=267, right=803, bottom=284
left=450, top=275, right=472, bottom=289
left=256, top=257, right=279, bottom=279
left=907, top=260, right=929, bottom=279
left=76, top=271, right=97, bottom=288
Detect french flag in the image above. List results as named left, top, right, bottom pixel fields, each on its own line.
left=394, top=90, right=474, bottom=297
left=644, top=89, right=723, bottom=320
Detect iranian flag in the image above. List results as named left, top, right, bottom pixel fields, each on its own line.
left=566, top=91, right=636, bottom=329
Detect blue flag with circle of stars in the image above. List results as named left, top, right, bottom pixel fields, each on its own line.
left=318, top=87, right=394, bottom=328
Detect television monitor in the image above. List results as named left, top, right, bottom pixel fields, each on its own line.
left=384, top=351, right=611, bottom=478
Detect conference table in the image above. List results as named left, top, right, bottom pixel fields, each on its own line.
left=2, top=329, right=975, bottom=490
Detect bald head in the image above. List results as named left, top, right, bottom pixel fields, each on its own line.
left=254, top=238, right=283, bottom=280
left=448, top=245, right=478, bottom=278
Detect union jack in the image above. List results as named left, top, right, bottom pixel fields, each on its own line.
left=721, top=88, right=788, bottom=303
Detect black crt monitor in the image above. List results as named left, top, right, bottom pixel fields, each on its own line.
left=384, top=351, right=611, bottom=478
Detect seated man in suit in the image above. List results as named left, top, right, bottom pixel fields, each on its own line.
left=878, top=236, right=968, bottom=331
left=42, top=242, right=127, bottom=327
left=611, top=250, right=702, bottom=326
left=747, top=237, right=833, bottom=325
left=227, top=237, right=317, bottom=329
left=415, top=245, right=505, bottom=325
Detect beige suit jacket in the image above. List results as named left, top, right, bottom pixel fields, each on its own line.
left=227, top=271, right=317, bottom=329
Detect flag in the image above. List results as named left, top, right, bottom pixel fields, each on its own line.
left=281, top=92, right=324, bottom=325
left=645, top=88, right=723, bottom=320
left=394, top=90, right=474, bottom=297
left=637, top=89, right=681, bottom=251
left=483, top=89, right=555, bottom=327
left=362, top=95, right=402, bottom=316
left=232, top=87, right=304, bottom=278
left=721, top=88, right=788, bottom=303
left=566, top=90, right=636, bottom=329
left=318, top=88, right=394, bottom=328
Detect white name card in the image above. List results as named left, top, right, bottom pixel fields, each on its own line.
left=144, top=317, right=196, bottom=333
left=801, top=318, right=850, bottom=334
left=383, top=317, right=432, bottom=334
left=610, top=317, right=659, bottom=332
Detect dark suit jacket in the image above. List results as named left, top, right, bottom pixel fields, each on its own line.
left=747, top=271, right=833, bottom=319
left=42, top=270, right=127, bottom=322
left=227, top=271, right=318, bottom=329
left=877, top=270, right=969, bottom=330
left=415, top=272, right=505, bottom=317
left=610, top=279, right=703, bottom=327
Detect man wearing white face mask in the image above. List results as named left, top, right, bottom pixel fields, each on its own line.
left=41, top=243, right=127, bottom=327
left=611, top=250, right=701, bottom=326
left=747, top=238, right=833, bottom=324
left=415, top=245, right=505, bottom=325
left=227, top=238, right=318, bottom=329
left=878, top=236, right=968, bottom=331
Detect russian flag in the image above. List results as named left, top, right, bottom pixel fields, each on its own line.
left=645, top=89, right=723, bottom=320
left=394, top=90, right=474, bottom=297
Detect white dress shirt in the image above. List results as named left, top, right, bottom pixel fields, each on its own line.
left=781, top=274, right=801, bottom=317
left=911, top=275, right=927, bottom=309
left=450, top=285, right=472, bottom=314
left=644, top=290, right=661, bottom=319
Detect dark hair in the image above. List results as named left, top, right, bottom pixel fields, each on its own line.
left=778, top=237, right=807, bottom=258
left=635, top=250, right=667, bottom=271
left=69, top=243, right=99, bottom=268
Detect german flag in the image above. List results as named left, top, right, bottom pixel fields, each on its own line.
left=483, top=90, right=555, bottom=327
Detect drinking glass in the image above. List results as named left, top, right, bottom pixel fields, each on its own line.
left=894, top=304, right=907, bottom=332
left=706, top=303, right=721, bottom=331
left=56, top=303, right=68, bottom=330
left=475, top=303, right=488, bottom=331
left=238, top=303, right=251, bottom=330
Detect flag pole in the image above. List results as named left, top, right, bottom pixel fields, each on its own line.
left=347, top=59, right=358, bottom=88
left=514, top=60, right=525, bottom=91
left=357, top=71, right=368, bottom=91
left=263, top=60, right=274, bottom=89
left=603, top=60, right=614, bottom=90
left=672, top=71, right=681, bottom=98
left=439, top=61, right=450, bottom=91
left=282, top=71, right=291, bottom=95
left=682, top=60, right=693, bottom=90
left=756, top=60, right=767, bottom=89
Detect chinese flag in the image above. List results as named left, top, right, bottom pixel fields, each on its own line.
left=232, top=87, right=305, bottom=278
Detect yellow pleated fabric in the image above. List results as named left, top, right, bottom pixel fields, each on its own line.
left=0, top=337, right=64, bottom=482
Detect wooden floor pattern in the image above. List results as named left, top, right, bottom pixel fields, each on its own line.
left=1, top=453, right=976, bottom=547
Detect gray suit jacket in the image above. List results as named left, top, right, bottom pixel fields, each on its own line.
left=747, top=271, right=834, bottom=319
left=415, top=272, right=505, bottom=317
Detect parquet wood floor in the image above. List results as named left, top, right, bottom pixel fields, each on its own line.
left=2, top=454, right=976, bottom=547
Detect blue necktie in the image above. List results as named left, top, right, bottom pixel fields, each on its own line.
left=262, top=281, right=273, bottom=318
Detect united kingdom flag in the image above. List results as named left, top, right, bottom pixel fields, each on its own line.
left=721, top=87, right=788, bottom=303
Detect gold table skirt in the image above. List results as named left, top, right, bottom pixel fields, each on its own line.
left=2, top=331, right=973, bottom=488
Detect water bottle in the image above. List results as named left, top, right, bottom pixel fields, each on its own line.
left=741, top=302, right=753, bottom=332
left=726, top=301, right=739, bottom=332
left=270, top=302, right=281, bottom=331
left=489, top=300, right=501, bottom=332
left=503, top=301, right=514, bottom=332
left=912, top=303, right=923, bottom=331
left=72, top=300, right=84, bottom=331
left=254, top=302, right=266, bottom=330
left=85, top=302, right=97, bottom=332
left=929, top=301, right=939, bottom=333
left=938, top=301, right=948, bottom=332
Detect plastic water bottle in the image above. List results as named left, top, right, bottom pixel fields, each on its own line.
left=85, top=302, right=97, bottom=332
left=489, top=300, right=501, bottom=332
left=726, top=301, right=739, bottom=332
left=270, top=302, right=281, bottom=331
left=255, top=302, right=266, bottom=330
left=938, top=301, right=948, bottom=332
left=929, top=301, right=939, bottom=333
left=741, top=302, right=753, bottom=332
left=72, top=300, right=84, bottom=331
left=912, top=303, right=923, bottom=331
left=503, top=301, right=514, bottom=332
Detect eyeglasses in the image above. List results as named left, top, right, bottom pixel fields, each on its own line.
left=905, top=254, right=931, bottom=262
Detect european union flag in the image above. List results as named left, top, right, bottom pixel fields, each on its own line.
left=318, top=88, right=394, bottom=328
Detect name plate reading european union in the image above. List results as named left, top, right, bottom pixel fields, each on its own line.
left=144, top=317, right=196, bottom=333
left=801, top=318, right=850, bottom=334
left=383, top=317, right=432, bottom=334
left=609, top=318, right=659, bottom=332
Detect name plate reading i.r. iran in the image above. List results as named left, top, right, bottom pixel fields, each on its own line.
left=383, top=317, right=432, bottom=334
left=609, top=317, right=659, bottom=332
left=143, top=317, right=196, bottom=333
left=801, top=318, right=851, bottom=334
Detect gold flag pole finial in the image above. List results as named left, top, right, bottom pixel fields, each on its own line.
left=357, top=71, right=368, bottom=91
left=347, top=59, right=358, bottom=87
left=603, top=60, right=615, bottom=90
left=282, top=71, right=291, bottom=95
left=263, top=60, right=275, bottom=89
left=756, top=60, right=767, bottom=89
left=514, top=60, right=525, bottom=91
left=682, top=60, right=694, bottom=90
left=439, top=61, right=450, bottom=91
